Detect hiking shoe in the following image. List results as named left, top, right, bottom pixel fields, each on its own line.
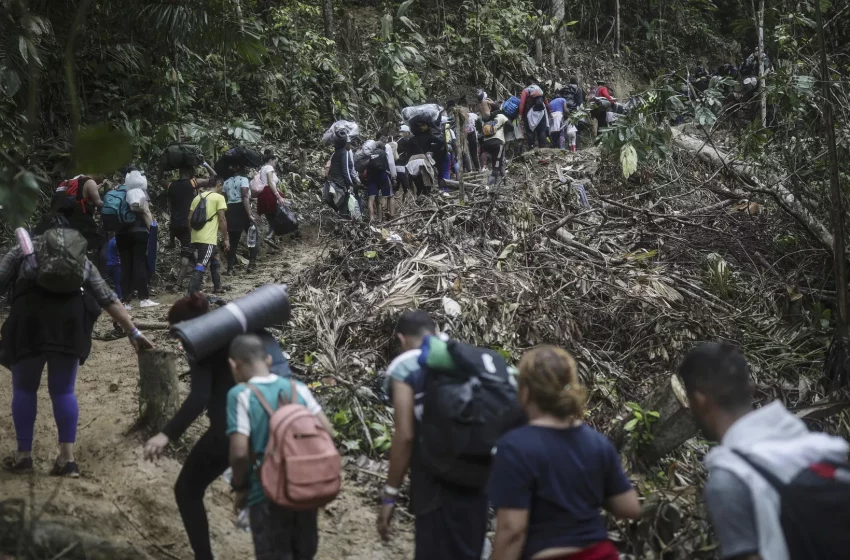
left=139, top=299, right=160, bottom=308
left=50, top=460, right=80, bottom=478
left=2, top=455, right=33, bottom=474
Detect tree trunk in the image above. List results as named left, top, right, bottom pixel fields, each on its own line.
left=752, top=0, right=766, bottom=127
left=815, top=0, right=850, bottom=390
left=535, top=38, right=543, bottom=65
left=454, top=111, right=466, bottom=204
left=614, top=0, right=621, bottom=55
left=323, top=0, right=334, bottom=40
left=550, top=0, right=565, bottom=66
left=611, top=374, right=699, bottom=466
left=137, top=349, right=180, bottom=433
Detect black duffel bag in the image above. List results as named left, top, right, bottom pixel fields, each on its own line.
left=214, top=146, right=264, bottom=177
left=273, top=203, right=299, bottom=235
left=159, top=143, right=204, bottom=172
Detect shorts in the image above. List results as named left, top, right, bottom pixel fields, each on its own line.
left=171, top=226, right=191, bottom=248
left=192, top=243, right=218, bottom=267
left=366, top=171, right=393, bottom=198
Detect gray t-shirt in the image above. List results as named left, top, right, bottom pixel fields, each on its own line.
left=704, top=468, right=759, bottom=559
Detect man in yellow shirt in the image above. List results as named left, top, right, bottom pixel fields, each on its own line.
left=188, top=181, right=229, bottom=294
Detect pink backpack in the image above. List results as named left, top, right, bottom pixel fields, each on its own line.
left=247, top=380, right=341, bottom=510
left=249, top=172, right=265, bottom=198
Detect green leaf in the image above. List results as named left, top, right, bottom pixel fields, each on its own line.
left=625, top=401, right=642, bottom=412
left=620, top=143, right=638, bottom=178
left=624, top=418, right=639, bottom=431
left=647, top=411, right=660, bottom=418
left=565, top=20, right=579, bottom=26
left=498, top=243, right=518, bottom=260
left=0, top=170, right=42, bottom=229
left=397, top=0, right=416, bottom=18
left=364, top=251, right=377, bottom=258
left=73, top=124, right=133, bottom=175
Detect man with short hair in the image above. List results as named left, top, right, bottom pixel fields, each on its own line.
left=169, top=163, right=216, bottom=289
left=187, top=179, right=228, bottom=295
left=226, top=334, right=332, bottom=560
left=377, top=310, right=489, bottom=560
left=679, top=342, right=849, bottom=560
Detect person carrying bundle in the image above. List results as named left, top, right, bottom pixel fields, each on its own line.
left=324, top=132, right=361, bottom=217
left=406, top=121, right=446, bottom=197
left=519, top=85, right=551, bottom=149
left=168, top=162, right=217, bottom=291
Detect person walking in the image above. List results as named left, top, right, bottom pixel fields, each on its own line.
left=226, top=334, right=333, bottom=560
left=488, top=345, right=640, bottom=560
left=1, top=207, right=152, bottom=477
left=169, top=163, right=217, bottom=291
left=679, top=342, right=850, bottom=560
left=143, top=296, right=291, bottom=560
left=480, top=110, right=510, bottom=186
left=115, top=170, right=159, bottom=309
left=254, top=151, right=286, bottom=244
left=223, top=167, right=257, bottom=275
left=188, top=180, right=228, bottom=295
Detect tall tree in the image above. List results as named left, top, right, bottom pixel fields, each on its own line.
left=323, top=0, right=334, bottom=40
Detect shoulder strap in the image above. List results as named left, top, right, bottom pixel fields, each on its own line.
left=246, top=383, right=276, bottom=417
left=285, top=378, right=297, bottom=405
left=731, top=450, right=786, bottom=491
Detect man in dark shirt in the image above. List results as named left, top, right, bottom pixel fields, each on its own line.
left=168, top=163, right=216, bottom=290
left=378, top=311, right=489, bottom=560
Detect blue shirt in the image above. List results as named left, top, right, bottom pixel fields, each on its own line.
left=487, top=424, right=632, bottom=559
left=105, top=238, right=120, bottom=266
left=549, top=97, right=567, bottom=113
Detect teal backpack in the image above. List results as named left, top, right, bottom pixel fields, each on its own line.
left=102, top=186, right=137, bottom=231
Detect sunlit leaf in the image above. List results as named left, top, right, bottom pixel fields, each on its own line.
left=620, top=143, right=638, bottom=178
left=73, top=124, right=133, bottom=175
left=364, top=251, right=377, bottom=258
left=624, top=418, right=639, bottom=431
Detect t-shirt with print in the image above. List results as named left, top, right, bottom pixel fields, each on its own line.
left=226, top=374, right=323, bottom=506
left=484, top=114, right=510, bottom=144
left=224, top=175, right=249, bottom=204
left=189, top=191, right=227, bottom=246
left=487, top=424, right=632, bottom=559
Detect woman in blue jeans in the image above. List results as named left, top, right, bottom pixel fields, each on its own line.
left=0, top=210, right=152, bottom=477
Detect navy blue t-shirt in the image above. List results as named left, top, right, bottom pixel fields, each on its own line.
left=487, top=424, right=632, bottom=559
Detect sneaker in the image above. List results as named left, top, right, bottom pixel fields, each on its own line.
left=2, top=455, right=33, bottom=474
left=123, top=303, right=132, bottom=311
left=139, top=299, right=160, bottom=308
left=50, top=460, right=80, bottom=478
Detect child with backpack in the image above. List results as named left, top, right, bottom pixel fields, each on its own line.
left=226, top=334, right=338, bottom=560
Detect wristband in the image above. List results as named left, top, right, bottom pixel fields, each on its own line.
left=383, top=485, right=399, bottom=497
left=382, top=497, right=397, bottom=506
left=129, top=328, right=142, bottom=340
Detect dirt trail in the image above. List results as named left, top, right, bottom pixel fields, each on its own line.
left=0, top=225, right=414, bottom=559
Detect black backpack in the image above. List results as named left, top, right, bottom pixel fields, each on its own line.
left=563, top=85, right=579, bottom=110
left=419, top=340, right=522, bottom=489
left=190, top=193, right=215, bottom=231
left=367, top=151, right=389, bottom=174
left=734, top=451, right=850, bottom=559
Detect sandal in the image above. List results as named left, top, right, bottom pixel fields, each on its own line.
left=2, top=455, right=33, bottom=474
left=49, top=460, right=80, bottom=478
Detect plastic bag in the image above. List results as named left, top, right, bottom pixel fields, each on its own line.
left=402, top=104, right=444, bottom=128
left=322, top=120, right=360, bottom=145
left=273, top=203, right=299, bottom=235
left=353, top=140, right=379, bottom=172
left=348, top=193, right=362, bottom=220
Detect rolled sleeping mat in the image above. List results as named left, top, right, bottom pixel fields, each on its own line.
left=170, top=284, right=291, bottom=362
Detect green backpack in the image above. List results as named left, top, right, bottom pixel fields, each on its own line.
left=35, top=228, right=88, bottom=293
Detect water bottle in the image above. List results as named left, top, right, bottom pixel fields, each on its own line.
left=247, top=224, right=257, bottom=248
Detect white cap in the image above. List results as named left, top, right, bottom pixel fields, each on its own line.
left=400, top=125, right=410, bottom=132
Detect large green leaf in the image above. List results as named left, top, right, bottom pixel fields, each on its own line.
left=620, top=143, right=638, bottom=178
left=73, top=124, right=133, bottom=175
left=0, top=169, right=42, bottom=229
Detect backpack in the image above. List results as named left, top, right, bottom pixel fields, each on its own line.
left=418, top=337, right=522, bottom=489
left=101, top=186, right=137, bottom=231
left=502, top=96, right=521, bottom=119
left=247, top=379, right=341, bottom=510
left=367, top=151, right=389, bottom=174
left=482, top=120, right=499, bottom=138
left=563, top=85, right=579, bottom=109
left=733, top=451, right=850, bottom=559
left=34, top=228, right=88, bottom=293
left=55, top=175, right=92, bottom=213
left=190, top=193, right=216, bottom=231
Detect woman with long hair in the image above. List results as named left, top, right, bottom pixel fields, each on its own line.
left=254, top=150, right=285, bottom=244
left=488, top=345, right=640, bottom=560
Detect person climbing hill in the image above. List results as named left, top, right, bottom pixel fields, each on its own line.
left=254, top=151, right=286, bottom=244
left=188, top=179, right=228, bottom=295
left=223, top=166, right=257, bottom=275
left=169, top=162, right=217, bottom=291
left=0, top=207, right=152, bottom=478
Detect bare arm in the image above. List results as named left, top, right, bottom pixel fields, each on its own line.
left=241, top=187, right=253, bottom=223
left=195, top=163, right=217, bottom=189
left=386, top=381, right=415, bottom=490
left=604, top=489, right=641, bottom=520
left=491, top=508, right=529, bottom=560
left=316, top=411, right=334, bottom=435
left=229, top=433, right=252, bottom=491
left=84, top=180, right=104, bottom=208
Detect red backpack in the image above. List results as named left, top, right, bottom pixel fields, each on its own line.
left=247, top=380, right=341, bottom=510
left=56, top=175, right=92, bottom=213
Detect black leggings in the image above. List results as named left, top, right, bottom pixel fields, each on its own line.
left=482, top=140, right=505, bottom=179
left=227, top=230, right=258, bottom=270
left=115, top=231, right=150, bottom=302
left=527, top=121, right=549, bottom=149
left=466, top=132, right=480, bottom=171
left=174, top=429, right=230, bottom=560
